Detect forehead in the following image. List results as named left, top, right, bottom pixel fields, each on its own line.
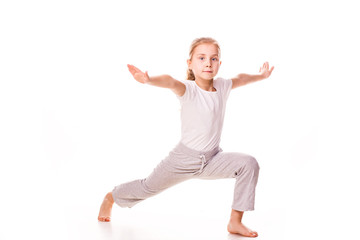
left=193, top=43, right=219, bottom=55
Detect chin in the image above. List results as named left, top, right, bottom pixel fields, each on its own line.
left=202, top=74, right=216, bottom=79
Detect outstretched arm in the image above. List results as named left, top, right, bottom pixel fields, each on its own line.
left=127, top=64, right=185, bottom=96
left=231, top=62, right=274, bottom=89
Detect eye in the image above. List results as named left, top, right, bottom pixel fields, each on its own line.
left=212, top=57, right=218, bottom=61
left=199, top=57, right=205, bottom=60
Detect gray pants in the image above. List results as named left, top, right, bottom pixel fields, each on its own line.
left=112, top=142, right=260, bottom=211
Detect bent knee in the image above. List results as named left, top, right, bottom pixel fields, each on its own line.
left=244, top=156, right=260, bottom=173
left=233, top=155, right=260, bottom=177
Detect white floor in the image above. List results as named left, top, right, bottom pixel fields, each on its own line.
left=2, top=177, right=358, bottom=240
left=1, top=195, right=284, bottom=240
left=2, top=148, right=358, bottom=240
left=2, top=163, right=359, bottom=240
left=64, top=204, right=283, bottom=240
left=2, top=176, right=358, bottom=240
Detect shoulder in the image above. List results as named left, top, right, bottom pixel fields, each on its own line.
left=214, top=77, right=233, bottom=89
left=174, top=79, right=195, bottom=99
left=214, top=77, right=233, bottom=100
left=177, top=79, right=196, bottom=90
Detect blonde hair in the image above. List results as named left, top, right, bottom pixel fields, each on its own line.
left=186, top=37, right=221, bottom=80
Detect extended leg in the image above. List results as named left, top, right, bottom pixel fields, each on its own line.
left=98, top=154, right=190, bottom=222
left=111, top=146, right=203, bottom=209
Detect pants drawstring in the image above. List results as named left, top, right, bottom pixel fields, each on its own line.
left=198, top=154, right=206, bottom=173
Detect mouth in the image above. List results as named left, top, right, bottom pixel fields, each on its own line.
left=203, top=71, right=213, bottom=73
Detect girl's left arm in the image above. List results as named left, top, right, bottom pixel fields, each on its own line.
left=231, top=62, right=274, bottom=89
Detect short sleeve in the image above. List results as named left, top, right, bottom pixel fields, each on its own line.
left=176, top=80, right=193, bottom=102
left=216, top=77, right=233, bottom=100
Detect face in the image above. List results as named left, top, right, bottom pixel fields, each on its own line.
left=187, top=43, right=221, bottom=81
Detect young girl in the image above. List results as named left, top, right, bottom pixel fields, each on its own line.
left=98, top=37, right=274, bottom=238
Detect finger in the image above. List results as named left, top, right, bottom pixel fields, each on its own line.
left=145, top=71, right=150, bottom=81
left=128, top=64, right=141, bottom=74
left=127, top=64, right=136, bottom=71
left=128, top=64, right=134, bottom=74
left=270, top=66, right=274, bottom=73
left=132, top=65, right=143, bottom=73
left=127, top=65, right=136, bottom=75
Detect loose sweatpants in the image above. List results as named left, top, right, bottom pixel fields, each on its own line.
left=112, top=142, right=260, bottom=211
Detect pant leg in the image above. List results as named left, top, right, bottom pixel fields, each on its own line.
left=197, top=150, right=260, bottom=211
left=112, top=145, right=205, bottom=208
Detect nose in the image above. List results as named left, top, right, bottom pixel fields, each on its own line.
left=205, top=59, right=212, bottom=68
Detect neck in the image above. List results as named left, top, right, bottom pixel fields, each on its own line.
left=195, top=78, right=216, bottom=92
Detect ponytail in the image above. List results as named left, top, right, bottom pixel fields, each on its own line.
left=187, top=68, right=195, bottom=80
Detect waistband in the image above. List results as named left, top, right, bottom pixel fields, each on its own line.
left=173, top=141, right=222, bottom=160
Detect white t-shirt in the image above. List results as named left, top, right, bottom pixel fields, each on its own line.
left=176, top=77, right=233, bottom=151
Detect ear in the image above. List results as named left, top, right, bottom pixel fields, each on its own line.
left=187, top=59, right=192, bottom=69
left=219, top=60, right=222, bottom=66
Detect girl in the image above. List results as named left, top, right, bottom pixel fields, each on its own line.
left=98, top=37, right=274, bottom=238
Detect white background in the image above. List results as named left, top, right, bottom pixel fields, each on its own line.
left=1, top=0, right=359, bottom=239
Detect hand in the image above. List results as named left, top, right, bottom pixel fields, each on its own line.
left=127, top=64, right=150, bottom=84
left=259, top=62, right=274, bottom=79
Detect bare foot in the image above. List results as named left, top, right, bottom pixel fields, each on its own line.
left=98, top=192, right=114, bottom=222
left=227, top=221, right=258, bottom=238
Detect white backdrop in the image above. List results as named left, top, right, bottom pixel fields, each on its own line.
left=1, top=0, right=359, bottom=239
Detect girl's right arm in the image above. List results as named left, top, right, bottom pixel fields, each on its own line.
left=127, top=64, right=185, bottom=97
